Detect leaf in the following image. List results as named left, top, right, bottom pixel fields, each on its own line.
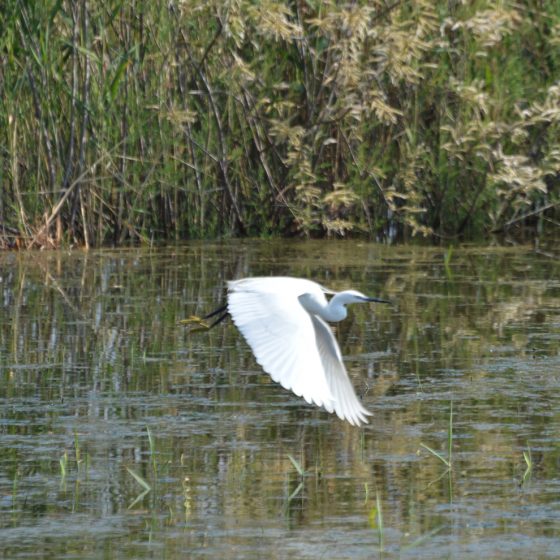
left=126, top=467, right=151, bottom=491
left=368, top=506, right=378, bottom=529
left=108, top=57, right=131, bottom=102
left=287, top=454, right=305, bottom=476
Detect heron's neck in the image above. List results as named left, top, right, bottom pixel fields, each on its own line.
left=299, top=293, right=348, bottom=322
left=322, top=294, right=348, bottom=322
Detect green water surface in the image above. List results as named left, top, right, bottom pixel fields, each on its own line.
left=1, top=241, right=559, bottom=559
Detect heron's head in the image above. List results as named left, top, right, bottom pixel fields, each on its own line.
left=334, top=290, right=390, bottom=306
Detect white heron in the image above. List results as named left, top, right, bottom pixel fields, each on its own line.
left=200, top=277, right=390, bottom=426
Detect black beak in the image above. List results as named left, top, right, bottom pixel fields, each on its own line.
left=365, top=296, right=392, bottom=304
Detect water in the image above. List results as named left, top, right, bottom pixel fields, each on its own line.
left=1, top=241, right=560, bottom=559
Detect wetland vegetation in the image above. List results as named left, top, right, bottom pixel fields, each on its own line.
left=2, top=1, right=560, bottom=557
left=1, top=1, right=560, bottom=247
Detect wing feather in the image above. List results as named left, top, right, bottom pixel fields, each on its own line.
left=227, top=280, right=335, bottom=409
left=310, top=315, right=372, bottom=426
left=227, top=277, right=371, bottom=426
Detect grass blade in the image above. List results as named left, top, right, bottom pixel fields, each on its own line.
left=287, top=454, right=305, bottom=476
left=126, top=467, right=151, bottom=492
left=419, top=443, right=450, bottom=468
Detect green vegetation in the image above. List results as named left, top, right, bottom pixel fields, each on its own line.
left=1, top=0, right=559, bottom=247
left=126, top=427, right=159, bottom=508
left=420, top=401, right=453, bottom=469
left=286, top=453, right=306, bottom=507
left=368, top=490, right=384, bottom=552
left=59, top=450, right=68, bottom=480
left=522, top=446, right=533, bottom=484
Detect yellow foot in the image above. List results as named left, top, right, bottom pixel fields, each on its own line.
left=178, top=315, right=211, bottom=332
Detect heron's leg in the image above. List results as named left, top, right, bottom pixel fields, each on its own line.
left=204, top=304, right=229, bottom=328
left=203, top=304, right=227, bottom=319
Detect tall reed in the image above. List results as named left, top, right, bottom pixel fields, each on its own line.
left=1, top=1, right=559, bottom=247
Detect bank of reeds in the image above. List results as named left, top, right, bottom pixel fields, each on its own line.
left=1, top=0, right=559, bottom=248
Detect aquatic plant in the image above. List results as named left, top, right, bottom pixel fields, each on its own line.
left=420, top=401, right=454, bottom=469
left=522, top=446, right=533, bottom=484
left=368, top=490, right=384, bottom=552
left=1, top=1, right=559, bottom=245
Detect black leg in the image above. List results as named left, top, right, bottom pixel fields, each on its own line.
left=204, top=304, right=229, bottom=328
left=203, top=304, right=227, bottom=320
left=208, top=312, right=228, bottom=328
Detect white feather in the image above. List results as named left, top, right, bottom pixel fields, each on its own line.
left=226, top=277, right=380, bottom=426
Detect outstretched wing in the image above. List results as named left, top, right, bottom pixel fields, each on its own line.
left=227, top=280, right=335, bottom=411
left=227, top=278, right=371, bottom=425
left=310, top=315, right=372, bottom=426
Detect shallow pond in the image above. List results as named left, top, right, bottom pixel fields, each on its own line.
left=1, top=240, right=560, bottom=559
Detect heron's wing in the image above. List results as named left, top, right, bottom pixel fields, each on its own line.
left=310, top=315, right=372, bottom=426
left=227, top=285, right=335, bottom=411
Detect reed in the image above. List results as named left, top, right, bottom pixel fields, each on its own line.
left=59, top=450, right=68, bottom=480
left=522, top=446, right=533, bottom=484
left=420, top=401, right=454, bottom=469
left=368, top=490, right=385, bottom=552
left=286, top=453, right=306, bottom=506
left=1, top=1, right=559, bottom=248
left=147, top=425, right=158, bottom=479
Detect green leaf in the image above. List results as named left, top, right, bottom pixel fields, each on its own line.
left=126, top=467, right=151, bottom=491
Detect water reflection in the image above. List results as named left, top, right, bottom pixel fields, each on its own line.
left=1, top=241, right=560, bottom=558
